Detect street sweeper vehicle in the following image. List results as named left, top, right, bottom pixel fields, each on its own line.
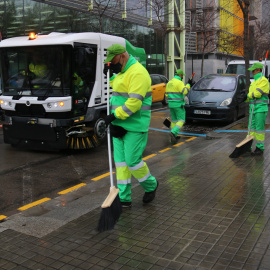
left=0, top=32, right=146, bottom=150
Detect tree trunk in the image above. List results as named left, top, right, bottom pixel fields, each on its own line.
left=201, top=51, right=205, bottom=77
left=243, top=10, right=250, bottom=90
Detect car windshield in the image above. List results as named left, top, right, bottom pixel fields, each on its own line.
left=0, top=45, right=72, bottom=97
left=193, top=75, right=237, bottom=92
left=226, top=64, right=254, bottom=79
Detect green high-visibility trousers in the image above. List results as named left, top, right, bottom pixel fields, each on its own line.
left=250, top=111, right=267, bottom=151
left=113, top=131, right=157, bottom=202
left=170, top=107, right=185, bottom=136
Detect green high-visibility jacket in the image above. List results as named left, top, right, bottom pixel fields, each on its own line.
left=165, top=75, right=190, bottom=108
left=247, top=73, right=269, bottom=114
left=109, top=55, right=152, bottom=132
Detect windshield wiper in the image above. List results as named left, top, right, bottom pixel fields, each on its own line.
left=204, top=88, right=229, bottom=92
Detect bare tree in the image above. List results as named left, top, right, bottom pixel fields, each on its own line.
left=87, top=0, right=121, bottom=33
left=252, top=20, right=270, bottom=59
left=195, top=4, right=221, bottom=77
left=218, top=32, right=244, bottom=62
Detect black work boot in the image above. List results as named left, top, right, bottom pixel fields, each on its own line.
left=143, top=181, right=159, bottom=204
left=121, top=201, right=132, bottom=208
left=169, top=132, right=180, bottom=144
left=251, top=147, right=263, bottom=156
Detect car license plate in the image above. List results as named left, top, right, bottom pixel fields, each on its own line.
left=194, top=110, right=211, bottom=115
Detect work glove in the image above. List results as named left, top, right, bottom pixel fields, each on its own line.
left=103, top=64, right=113, bottom=77
left=110, top=125, right=127, bottom=138
left=187, top=78, right=195, bottom=87
left=104, top=113, right=116, bottom=127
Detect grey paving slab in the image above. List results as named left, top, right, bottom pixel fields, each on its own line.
left=1, top=119, right=270, bottom=269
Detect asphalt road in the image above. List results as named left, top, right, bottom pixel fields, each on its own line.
left=0, top=103, right=229, bottom=218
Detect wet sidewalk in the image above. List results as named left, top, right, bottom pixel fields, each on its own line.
left=1, top=118, right=270, bottom=270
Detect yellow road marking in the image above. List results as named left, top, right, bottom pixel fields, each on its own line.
left=18, top=198, right=51, bottom=211
left=143, top=154, right=157, bottom=160
left=92, top=172, right=115, bottom=181
left=185, top=137, right=197, bottom=142
left=181, top=135, right=193, bottom=138
left=173, top=142, right=185, bottom=147
left=58, top=183, right=86, bottom=195
left=0, top=215, right=7, bottom=220
left=159, top=148, right=172, bottom=153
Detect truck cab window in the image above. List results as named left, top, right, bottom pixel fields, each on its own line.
left=73, top=43, right=97, bottom=115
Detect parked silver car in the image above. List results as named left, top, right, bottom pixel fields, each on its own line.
left=185, top=74, right=247, bottom=123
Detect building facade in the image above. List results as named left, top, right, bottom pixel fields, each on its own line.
left=185, top=0, right=245, bottom=80
left=1, top=0, right=264, bottom=82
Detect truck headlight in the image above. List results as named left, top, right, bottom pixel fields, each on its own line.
left=220, top=98, right=232, bottom=107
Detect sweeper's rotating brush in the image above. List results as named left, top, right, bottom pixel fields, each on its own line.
left=67, top=133, right=100, bottom=149
left=66, top=118, right=106, bottom=150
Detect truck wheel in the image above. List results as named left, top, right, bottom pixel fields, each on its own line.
left=94, top=117, right=106, bottom=139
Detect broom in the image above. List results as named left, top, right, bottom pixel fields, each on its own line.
left=163, top=72, right=195, bottom=128
left=229, top=106, right=254, bottom=158
left=229, top=51, right=269, bottom=158
left=97, top=63, right=122, bottom=232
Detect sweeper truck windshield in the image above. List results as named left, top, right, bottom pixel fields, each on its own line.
left=0, top=45, right=72, bottom=98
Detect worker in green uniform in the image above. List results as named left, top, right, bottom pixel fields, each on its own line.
left=245, top=62, right=269, bottom=155
left=103, top=44, right=158, bottom=207
left=166, top=69, right=194, bottom=143
left=27, top=53, right=48, bottom=78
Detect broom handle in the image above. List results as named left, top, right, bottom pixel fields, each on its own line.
left=106, top=63, right=114, bottom=188
left=248, top=103, right=254, bottom=136
left=261, top=51, right=269, bottom=78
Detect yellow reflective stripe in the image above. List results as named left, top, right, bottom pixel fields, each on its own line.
left=180, top=87, right=190, bottom=94
left=166, top=92, right=182, bottom=95
left=137, top=171, right=151, bottom=182
left=129, top=161, right=150, bottom=182
left=129, top=160, right=144, bottom=171
left=141, top=105, right=151, bottom=110
left=250, top=100, right=268, bottom=104
left=115, top=162, right=128, bottom=167
left=117, top=179, right=132, bottom=185
left=112, top=92, right=129, bottom=97
left=129, top=93, right=144, bottom=101
left=122, top=104, right=134, bottom=116
left=168, top=98, right=184, bottom=100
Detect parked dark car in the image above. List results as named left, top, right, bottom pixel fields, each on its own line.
left=185, top=74, right=247, bottom=123
left=150, top=74, right=168, bottom=105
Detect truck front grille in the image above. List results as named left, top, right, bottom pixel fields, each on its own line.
left=15, top=104, right=46, bottom=117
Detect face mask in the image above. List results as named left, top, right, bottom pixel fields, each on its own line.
left=110, top=56, right=122, bottom=73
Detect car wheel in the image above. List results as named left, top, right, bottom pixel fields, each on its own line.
left=162, top=94, right=168, bottom=105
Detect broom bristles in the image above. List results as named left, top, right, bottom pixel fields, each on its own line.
left=97, top=187, right=122, bottom=232
left=229, top=138, right=253, bottom=158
